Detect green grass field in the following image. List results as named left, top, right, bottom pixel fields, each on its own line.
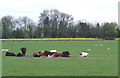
left=1, top=41, right=118, bottom=76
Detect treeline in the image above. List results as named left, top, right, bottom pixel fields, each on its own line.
left=0, top=9, right=119, bottom=39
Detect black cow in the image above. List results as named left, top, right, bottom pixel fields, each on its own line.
left=17, top=53, right=23, bottom=57
left=44, top=51, right=52, bottom=56
left=6, top=52, right=16, bottom=56
left=61, top=51, right=70, bottom=57
left=21, top=48, right=26, bottom=56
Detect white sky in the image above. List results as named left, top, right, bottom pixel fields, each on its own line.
left=0, top=0, right=119, bottom=24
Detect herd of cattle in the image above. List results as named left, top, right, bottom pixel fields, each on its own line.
left=3, top=47, right=89, bottom=58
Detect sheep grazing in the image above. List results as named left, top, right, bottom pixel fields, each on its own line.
left=100, top=44, right=103, bottom=46
left=107, top=48, right=111, bottom=51
left=96, top=45, right=98, bottom=46
left=87, top=49, right=91, bottom=52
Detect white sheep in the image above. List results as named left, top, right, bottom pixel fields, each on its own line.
left=87, top=49, right=91, bottom=52
left=1, top=49, right=9, bottom=52
left=107, top=48, right=111, bottom=51
left=100, top=44, right=103, bottom=46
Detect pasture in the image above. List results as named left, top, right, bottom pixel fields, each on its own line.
left=1, top=41, right=118, bottom=76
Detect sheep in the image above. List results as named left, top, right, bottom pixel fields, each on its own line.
left=107, top=48, right=111, bottom=51
left=100, top=44, right=103, bottom=46
left=87, top=49, right=91, bottom=52
left=1, top=49, right=9, bottom=52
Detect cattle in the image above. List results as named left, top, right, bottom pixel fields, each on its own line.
left=44, top=51, right=57, bottom=56
left=6, top=52, right=16, bottom=56
left=32, top=50, right=70, bottom=58
left=48, top=51, right=70, bottom=58
left=33, top=52, right=41, bottom=57
left=49, top=52, right=62, bottom=58
left=17, top=53, right=23, bottom=57
left=21, top=47, right=26, bottom=56
left=61, top=51, right=70, bottom=57
left=50, top=50, right=57, bottom=52
left=80, top=51, right=88, bottom=57
left=44, top=51, right=52, bottom=56
left=33, top=51, right=50, bottom=57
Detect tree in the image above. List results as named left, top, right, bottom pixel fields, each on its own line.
left=0, top=20, right=2, bottom=38
left=38, top=9, right=74, bottom=38
left=1, top=16, right=15, bottom=38
left=76, top=21, right=90, bottom=38
left=15, top=16, right=36, bottom=38
left=102, top=22, right=117, bottom=40
left=33, top=26, right=42, bottom=38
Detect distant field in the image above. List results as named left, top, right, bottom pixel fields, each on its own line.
left=2, top=41, right=118, bottom=76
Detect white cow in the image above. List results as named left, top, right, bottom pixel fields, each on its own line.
left=50, top=50, right=57, bottom=52
left=80, top=51, right=88, bottom=57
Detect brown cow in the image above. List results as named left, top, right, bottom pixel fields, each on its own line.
left=33, top=52, right=42, bottom=57
left=33, top=51, right=70, bottom=58
left=50, top=51, right=70, bottom=58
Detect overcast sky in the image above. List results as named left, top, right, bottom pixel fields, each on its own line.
left=0, top=0, right=119, bottom=24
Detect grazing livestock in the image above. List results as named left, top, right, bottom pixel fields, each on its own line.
left=100, top=44, right=103, bottom=46
left=44, top=51, right=53, bottom=56
left=87, top=49, right=91, bottom=52
left=33, top=52, right=41, bottom=57
left=49, top=51, right=70, bottom=58
left=6, top=52, right=16, bottom=56
left=107, top=48, right=111, bottom=51
left=80, top=51, right=88, bottom=57
left=47, top=55, right=52, bottom=58
left=1, top=49, right=9, bottom=52
left=17, top=53, right=23, bottom=57
left=21, top=48, right=26, bottom=56
left=61, top=51, right=70, bottom=57
left=50, top=50, right=57, bottom=52
left=35, top=50, right=70, bottom=58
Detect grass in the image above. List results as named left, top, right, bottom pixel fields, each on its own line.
left=1, top=41, right=118, bottom=76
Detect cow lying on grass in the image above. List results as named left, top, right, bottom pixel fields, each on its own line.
left=6, top=52, right=24, bottom=57
left=44, top=51, right=70, bottom=58
left=33, top=52, right=42, bottom=57
left=5, top=48, right=26, bottom=57
left=80, top=51, right=88, bottom=57
left=33, top=51, right=70, bottom=58
left=6, top=52, right=16, bottom=56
